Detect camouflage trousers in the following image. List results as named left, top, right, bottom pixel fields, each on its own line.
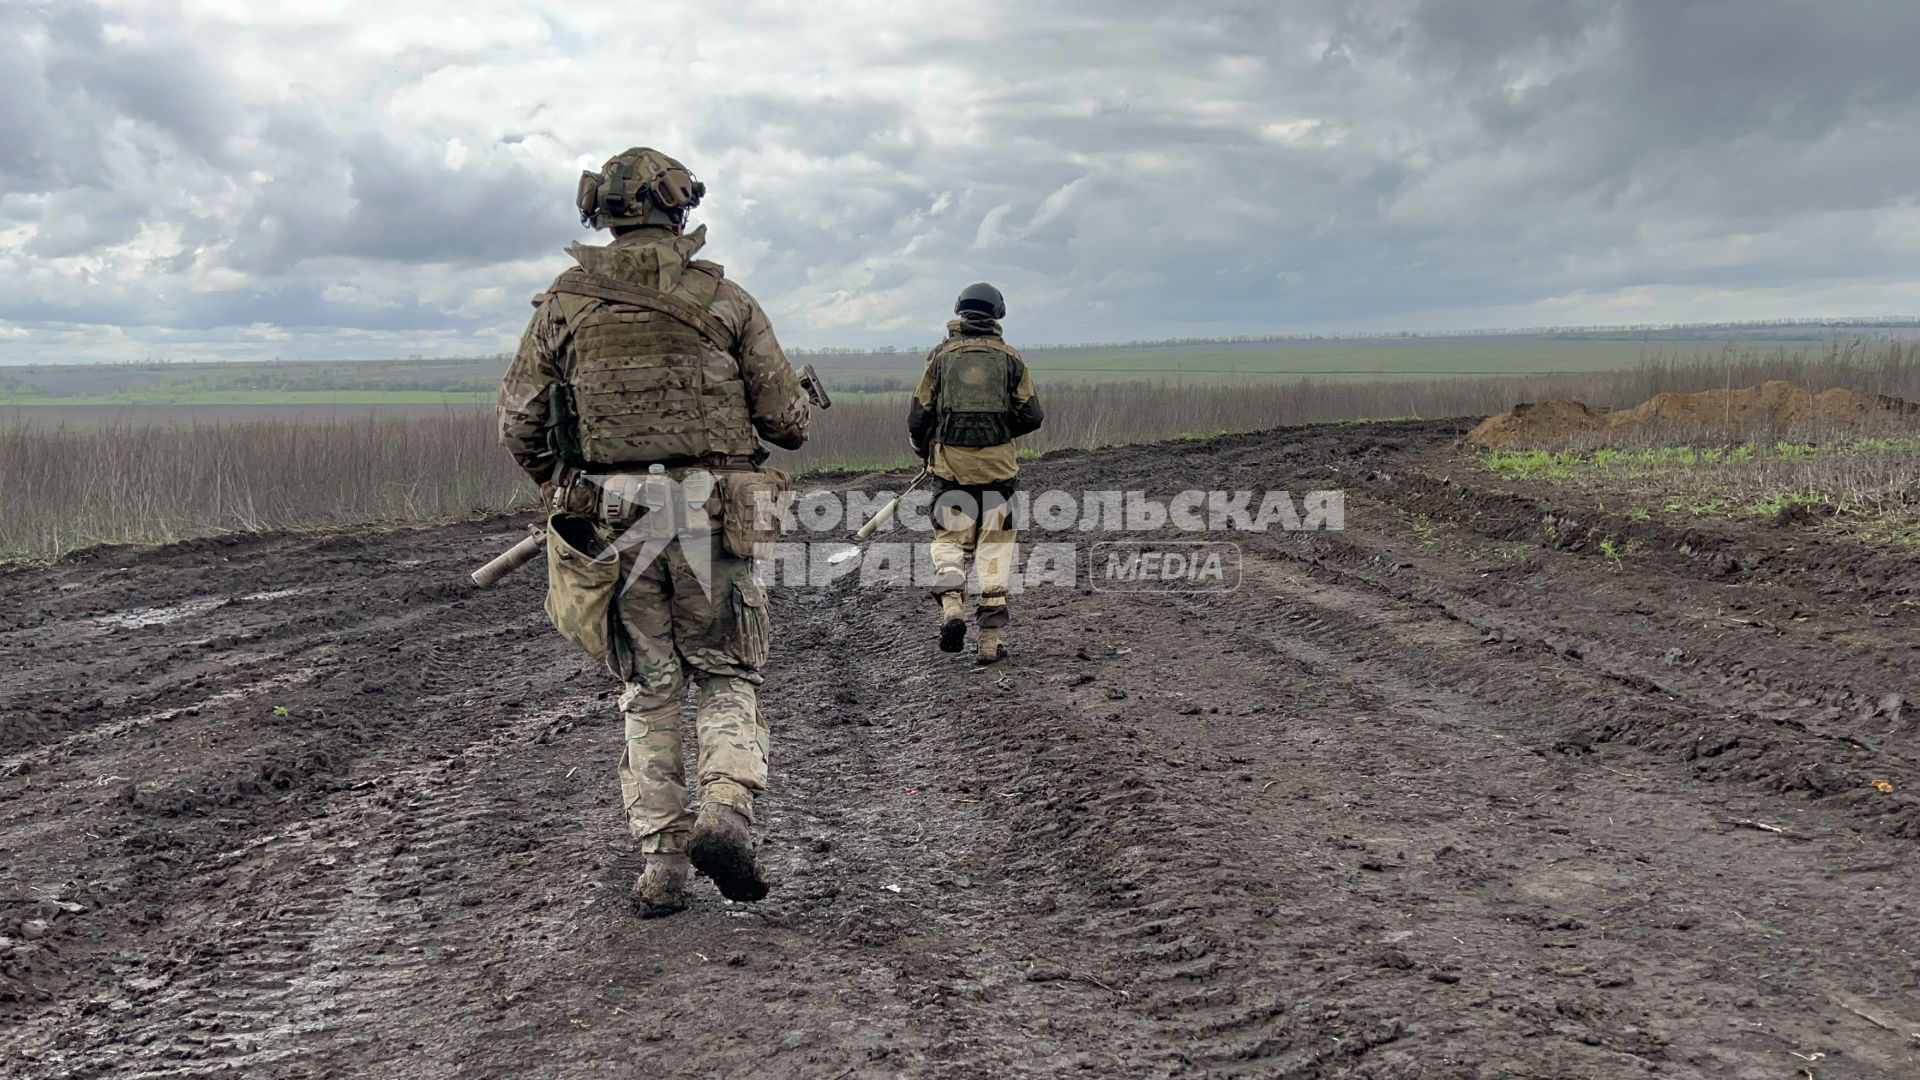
left=929, top=489, right=1015, bottom=628
left=599, top=524, right=772, bottom=855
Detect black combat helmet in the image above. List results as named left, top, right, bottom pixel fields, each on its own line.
left=955, top=282, right=1006, bottom=320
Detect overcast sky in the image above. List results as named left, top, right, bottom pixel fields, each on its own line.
left=5, top=0, right=1920, bottom=362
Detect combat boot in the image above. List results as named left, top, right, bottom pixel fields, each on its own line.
left=631, top=853, right=690, bottom=918
left=976, top=628, right=1008, bottom=664
left=938, top=591, right=967, bottom=653
left=689, top=801, right=769, bottom=902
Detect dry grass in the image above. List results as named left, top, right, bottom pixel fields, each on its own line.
left=787, top=338, right=1920, bottom=469
left=1459, top=341, right=1920, bottom=548
left=1484, top=438, right=1920, bottom=549
left=3, top=340, right=1916, bottom=559
left=0, top=411, right=528, bottom=558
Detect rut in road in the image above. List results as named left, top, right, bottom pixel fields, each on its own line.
left=0, top=419, right=1915, bottom=1078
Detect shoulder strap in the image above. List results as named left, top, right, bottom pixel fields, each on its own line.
left=547, top=270, right=735, bottom=352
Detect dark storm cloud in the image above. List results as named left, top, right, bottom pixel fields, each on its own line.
left=4, top=0, right=1920, bottom=360
left=1390, top=0, right=1920, bottom=198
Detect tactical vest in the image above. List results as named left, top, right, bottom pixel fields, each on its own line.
left=932, top=337, right=1015, bottom=448
left=550, top=245, right=758, bottom=466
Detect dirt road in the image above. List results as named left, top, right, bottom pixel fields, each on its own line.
left=3, top=420, right=1916, bottom=1078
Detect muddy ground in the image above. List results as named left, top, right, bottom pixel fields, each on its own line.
left=1, top=419, right=1916, bottom=1078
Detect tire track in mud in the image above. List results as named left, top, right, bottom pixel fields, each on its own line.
left=1163, top=550, right=1916, bottom=1074
left=0, top=519, right=575, bottom=1075
left=2, top=426, right=1917, bottom=1078
left=769, top=584, right=1411, bottom=1078
left=1314, top=475, right=1920, bottom=835
left=83, top=687, right=608, bottom=1078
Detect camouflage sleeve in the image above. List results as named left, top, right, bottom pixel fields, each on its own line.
left=497, top=292, right=569, bottom=484
left=907, top=349, right=939, bottom=458
left=1007, top=351, right=1043, bottom=438
left=713, top=280, right=809, bottom=450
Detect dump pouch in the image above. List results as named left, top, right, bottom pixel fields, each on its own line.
left=716, top=468, right=793, bottom=559
left=543, top=514, right=624, bottom=674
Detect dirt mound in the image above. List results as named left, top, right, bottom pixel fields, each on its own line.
left=1467, top=380, right=1917, bottom=448
left=1466, top=399, right=1607, bottom=447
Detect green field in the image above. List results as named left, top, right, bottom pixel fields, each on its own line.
left=0, top=334, right=1870, bottom=405
left=0, top=339, right=1659, bottom=406
left=1023, top=341, right=1651, bottom=381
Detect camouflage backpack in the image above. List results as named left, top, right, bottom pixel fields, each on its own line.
left=934, top=340, right=1013, bottom=448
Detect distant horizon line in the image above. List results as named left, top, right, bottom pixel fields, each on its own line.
left=799, top=315, right=1920, bottom=355
left=5, top=314, right=1919, bottom=367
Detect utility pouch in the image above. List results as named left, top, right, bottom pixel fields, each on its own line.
left=594, top=471, right=676, bottom=539
left=543, top=514, right=623, bottom=671
left=716, top=468, right=793, bottom=559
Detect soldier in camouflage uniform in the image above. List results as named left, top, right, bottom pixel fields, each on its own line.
left=499, top=148, right=810, bottom=917
left=907, top=283, right=1044, bottom=663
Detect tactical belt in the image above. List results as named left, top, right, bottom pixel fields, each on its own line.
left=580, top=453, right=760, bottom=473
left=546, top=272, right=735, bottom=353
left=549, top=455, right=758, bottom=518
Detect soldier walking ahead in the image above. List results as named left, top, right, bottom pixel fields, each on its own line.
left=498, top=148, right=811, bottom=917
left=907, top=283, right=1045, bottom=663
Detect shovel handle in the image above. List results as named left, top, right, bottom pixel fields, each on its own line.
left=853, top=469, right=931, bottom=540
left=471, top=531, right=546, bottom=587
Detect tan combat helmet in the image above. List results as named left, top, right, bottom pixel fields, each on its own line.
left=576, top=147, right=706, bottom=232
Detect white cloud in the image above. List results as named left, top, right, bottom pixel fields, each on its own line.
left=972, top=205, right=1013, bottom=251
left=2, top=0, right=1919, bottom=361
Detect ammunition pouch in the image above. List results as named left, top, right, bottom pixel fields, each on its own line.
left=732, top=577, right=771, bottom=668
left=543, top=514, right=625, bottom=676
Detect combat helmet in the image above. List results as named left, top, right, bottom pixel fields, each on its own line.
left=955, top=282, right=1006, bottom=320
left=576, top=147, right=705, bottom=232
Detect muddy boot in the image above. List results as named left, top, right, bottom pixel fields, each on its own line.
left=688, top=802, right=769, bottom=902
left=937, top=591, right=967, bottom=654
left=631, top=853, right=690, bottom=918
left=976, top=628, right=1008, bottom=665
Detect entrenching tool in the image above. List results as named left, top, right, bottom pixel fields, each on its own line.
left=471, top=525, right=546, bottom=587
left=827, top=468, right=934, bottom=567
left=855, top=467, right=932, bottom=540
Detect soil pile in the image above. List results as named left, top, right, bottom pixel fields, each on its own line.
left=1467, top=380, right=1918, bottom=448
left=1466, top=399, right=1607, bottom=447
